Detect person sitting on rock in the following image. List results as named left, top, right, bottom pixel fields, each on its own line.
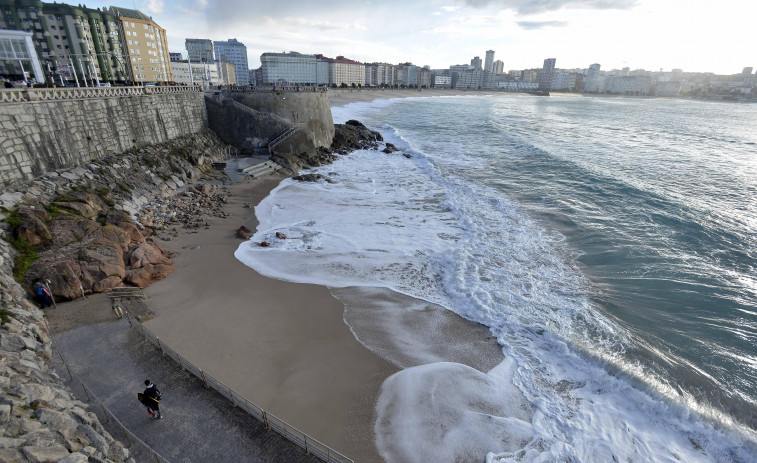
left=32, top=280, right=53, bottom=309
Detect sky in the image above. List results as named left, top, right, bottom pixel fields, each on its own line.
left=90, top=0, right=753, bottom=75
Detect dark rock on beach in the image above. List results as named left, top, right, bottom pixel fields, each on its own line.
left=292, top=173, right=335, bottom=183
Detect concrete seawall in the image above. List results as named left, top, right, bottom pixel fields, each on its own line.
left=206, top=90, right=334, bottom=156
left=0, top=87, right=207, bottom=188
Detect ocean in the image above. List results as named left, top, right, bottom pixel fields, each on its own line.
left=235, top=94, right=757, bottom=462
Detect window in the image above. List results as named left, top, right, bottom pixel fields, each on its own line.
left=51, top=25, right=56, bottom=29
left=53, top=35, right=59, bottom=39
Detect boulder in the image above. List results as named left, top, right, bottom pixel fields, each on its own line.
left=21, top=444, right=70, bottom=463
left=92, top=276, right=124, bottom=293
left=124, top=264, right=175, bottom=288
left=13, top=206, right=52, bottom=246
left=128, top=243, right=171, bottom=269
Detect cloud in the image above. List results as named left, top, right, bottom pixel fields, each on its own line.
left=462, top=0, right=637, bottom=15
left=516, top=20, right=568, bottom=29
left=143, top=0, right=165, bottom=15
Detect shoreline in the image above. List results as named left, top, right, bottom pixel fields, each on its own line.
left=52, top=90, right=506, bottom=461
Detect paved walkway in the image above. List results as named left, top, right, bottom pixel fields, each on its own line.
left=50, top=316, right=322, bottom=463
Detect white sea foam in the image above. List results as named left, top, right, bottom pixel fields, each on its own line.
left=235, top=98, right=755, bottom=462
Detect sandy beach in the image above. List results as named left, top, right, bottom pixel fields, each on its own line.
left=327, top=87, right=503, bottom=108
left=142, top=90, right=504, bottom=462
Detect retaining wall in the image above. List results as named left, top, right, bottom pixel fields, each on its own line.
left=0, top=87, right=207, bottom=188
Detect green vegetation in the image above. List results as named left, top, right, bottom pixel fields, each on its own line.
left=0, top=308, right=9, bottom=324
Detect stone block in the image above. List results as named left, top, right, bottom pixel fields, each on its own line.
left=35, top=408, right=78, bottom=432
left=0, top=448, right=22, bottom=463
left=21, top=444, right=70, bottom=463
left=0, top=404, right=9, bottom=423
left=58, top=452, right=88, bottom=463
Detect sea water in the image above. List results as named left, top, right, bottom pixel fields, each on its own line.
left=234, top=94, right=757, bottom=462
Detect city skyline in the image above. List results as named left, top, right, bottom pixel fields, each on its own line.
left=80, top=0, right=753, bottom=75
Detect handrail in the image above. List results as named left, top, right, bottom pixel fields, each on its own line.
left=268, top=126, right=298, bottom=153
left=124, top=311, right=354, bottom=463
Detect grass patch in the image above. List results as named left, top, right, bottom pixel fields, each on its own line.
left=0, top=308, right=9, bottom=324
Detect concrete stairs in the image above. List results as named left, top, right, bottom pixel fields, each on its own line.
left=241, top=160, right=280, bottom=178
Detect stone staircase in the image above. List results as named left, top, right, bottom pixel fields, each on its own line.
left=241, top=160, right=280, bottom=178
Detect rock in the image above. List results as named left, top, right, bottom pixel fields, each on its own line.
left=128, top=243, right=171, bottom=269
left=58, top=453, right=89, bottom=463
left=0, top=448, right=22, bottom=463
left=235, top=226, right=252, bottom=240
left=275, top=232, right=287, bottom=239
left=92, top=276, right=123, bottom=293
left=59, top=428, right=90, bottom=453
left=13, top=206, right=52, bottom=246
left=382, top=142, right=399, bottom=153
left=259, top=241, right=271, bottom=247
left=292, top=173, right=334, bottom=183
left=403, top=153, right=412, bottom=158
left=124, top=264, right=175, bottom=288
left=22, top=444, right=70, bottom=462
left=77, top=424, right=109, bottom=456
left=35, top=408, right=78, bottom=432
left=0, top=405, right=9, bottom=423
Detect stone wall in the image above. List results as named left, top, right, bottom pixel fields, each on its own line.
left=0, top=89, right=207, bottom=188
left=206, top=90, right=334, bottom=157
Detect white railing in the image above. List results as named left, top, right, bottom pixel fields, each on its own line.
left=0, top=85, right=203, bottom=103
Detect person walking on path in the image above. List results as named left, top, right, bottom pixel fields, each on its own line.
left=138, top=380, right=162, bottom=419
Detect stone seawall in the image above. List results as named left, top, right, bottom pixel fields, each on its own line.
left=0, top=90, right=207, bottom=188
left=206, top=90, right=334, bottom=157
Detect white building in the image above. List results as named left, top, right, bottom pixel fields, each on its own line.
left=213, top=38, right=249, bottom=85
left=317, top=55, right=364, bottom=86
left=260, top=52, right=320, bottom=85
left=434, top=75, right=451, bottom=88
left=0, top=30, right=43, bottom=82
left=170, top=60, right=221, bottom=86
left=492, top=60, right=504, bottom=75
left=484, top=50, right=495, bottom=73
left=584, top=63, right=601, bottom=92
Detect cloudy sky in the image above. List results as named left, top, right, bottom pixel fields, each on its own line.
left=91, top=0, right=752, bottom=74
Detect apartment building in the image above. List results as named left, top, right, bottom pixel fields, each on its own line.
left=170, top=60, right=221, bottom=86
left=0, top=0, right=129, bottom=83
left=186, top=38, right=213, bottom=63
left=260, top=51, right=320, bottom=85
left=108, top=6, right=171, bottom=83
left=317, top=54, right=364, bottom=86
left=214, top=38, right=248, bottom=85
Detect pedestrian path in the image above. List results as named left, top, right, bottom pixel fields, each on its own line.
left=51, top=317, right=322, bottom=463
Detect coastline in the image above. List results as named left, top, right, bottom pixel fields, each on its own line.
left=140, top=90, right=505, bottom=461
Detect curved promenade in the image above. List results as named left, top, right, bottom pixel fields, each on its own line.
left=49, top=298, right=326, bottom=463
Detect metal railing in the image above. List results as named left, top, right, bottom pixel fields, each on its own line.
left=124, top=312, right=354, bottom=463
left=45, top=319, right=170, bottom=463
left=218, top=85, right=328, bottom=94
left=268, top=127, right=298, bottom=153
left=0, top=85, right=203, bottom=104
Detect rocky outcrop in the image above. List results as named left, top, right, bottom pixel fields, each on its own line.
left=0, top=131, right=229, bottom=302
left=271, top=119, right=385, bottom=175
left=330, top=120, right=384, bottom=154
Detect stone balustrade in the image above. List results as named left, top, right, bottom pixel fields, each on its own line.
left=0, top=85, right=203, bottom=104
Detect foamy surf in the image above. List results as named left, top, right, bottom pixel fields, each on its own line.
left=235, top=96, right=756, bottom=462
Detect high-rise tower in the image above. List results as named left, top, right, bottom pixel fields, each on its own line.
left=484, top=50, right=495, bottom=73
